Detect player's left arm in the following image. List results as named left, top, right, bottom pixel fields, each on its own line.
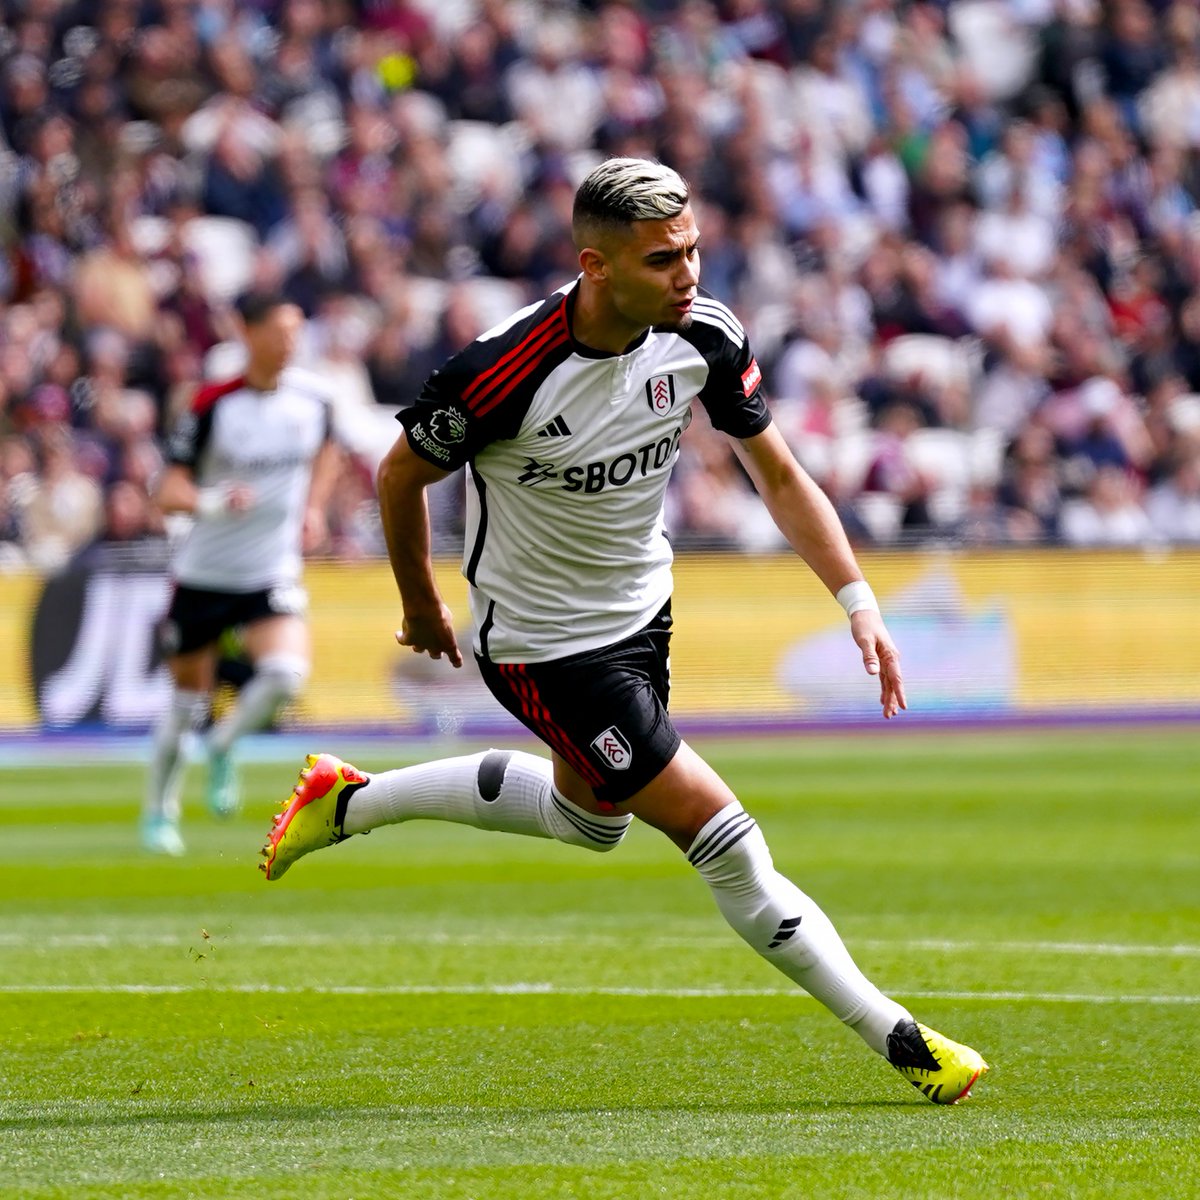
left=732, top=424, right=907, bottom=719
left=302, top=436, right=342, bottom=555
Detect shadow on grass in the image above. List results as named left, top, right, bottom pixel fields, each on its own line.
left=0, top=1097, right=928, bottom=1134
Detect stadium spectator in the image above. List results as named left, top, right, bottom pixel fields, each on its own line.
left=73, top=477, right=161, bottom=565
left=0, top=432, right=35, bottom=568
left=1060, top=463, right=1154, bottom=545
left=1145, top=449, right=1200, bottom=541
left=0, top=0, right=1199, bottom=555
left=861, top=399, right=936, bottom=534
left=17, top=425, right=105, bottom=572
left=72, top=213, right=159, bottom=346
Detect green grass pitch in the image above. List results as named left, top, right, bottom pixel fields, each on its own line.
left=1, top=729, right=1198, bottom=1199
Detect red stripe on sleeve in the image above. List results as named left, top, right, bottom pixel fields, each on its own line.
left=190, top=376, right=245, bottom=416
left=472, top=330, right=570, bottom=419
left=462, top=301, right=567, bottom=406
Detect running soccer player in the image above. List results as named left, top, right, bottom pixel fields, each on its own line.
left=142, top=291, right=339, bottom=855
left=259, top=159, right=989, bottom=1103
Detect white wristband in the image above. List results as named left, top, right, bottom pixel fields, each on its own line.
left=836, top=580, right=879, bottom=618
left=195, top=485, right=231, bottom=518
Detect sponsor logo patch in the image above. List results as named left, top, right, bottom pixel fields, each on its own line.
left=741, top=358, right=762, bottom=397
left=560, top=430, right=683, bottom=493
left=645, top=374, right=677, bottom=416
left=516, top=457, right=557, bottom=486
left=591, top=726, right=632, bottom=770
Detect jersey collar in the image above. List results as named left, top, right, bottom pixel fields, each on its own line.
left=564, top=284, right=650, bottom=360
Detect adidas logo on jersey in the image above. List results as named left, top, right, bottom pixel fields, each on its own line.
left=535, top=415, right=572, bottom=438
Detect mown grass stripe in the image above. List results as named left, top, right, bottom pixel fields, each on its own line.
left=0, top=930, right=1195, bottom=955
left=1, top=983, right=1197, bottom=1003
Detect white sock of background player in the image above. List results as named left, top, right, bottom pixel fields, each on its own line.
left=143, top=688, right=208, bottom=824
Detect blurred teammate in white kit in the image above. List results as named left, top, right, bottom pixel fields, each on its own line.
left=141, top=291, right=340, bottom=855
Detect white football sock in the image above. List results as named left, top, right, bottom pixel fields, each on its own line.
left=342, top=749, right=631, bottom=852
left=689, top=802, right=910, bottom=1055
left=144, top=688, right=209, bottom=822
left=209, top=653, right=309, bottom=755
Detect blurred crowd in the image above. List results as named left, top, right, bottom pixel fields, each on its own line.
left=4, top=0, right=1200, bottom=574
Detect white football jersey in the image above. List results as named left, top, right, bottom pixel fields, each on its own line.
left=166, top=367, right=333, bottom=591
left=399, top=283, right=770, bottom=662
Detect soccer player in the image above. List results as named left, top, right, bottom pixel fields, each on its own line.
left=259, top=160, right=989, bottom=1103
left=142, top=291, right=339, bottom=855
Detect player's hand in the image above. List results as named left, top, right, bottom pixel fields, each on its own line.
left=302, top=506, right=328, bottom=554
left=226, top=483, right=256, bottom=513
left=850, top=609, right=907, bottom=719
left=396, top=605, right=463, bottom=669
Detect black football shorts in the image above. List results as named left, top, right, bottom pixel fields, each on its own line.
left=158, top=582, right=308, bottom=656
left=476, top=602, right=682, bottom=807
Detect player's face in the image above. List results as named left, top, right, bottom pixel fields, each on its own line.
left=245, top=304, right=304, bottom=376
left=606, top=206, right=701, bottom=331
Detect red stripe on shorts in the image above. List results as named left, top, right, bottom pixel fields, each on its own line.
left=499, top=664, right=604, bottom=786
left=515, top=665, right=605, bottom=786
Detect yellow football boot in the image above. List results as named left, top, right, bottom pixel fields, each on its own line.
left=259, top=753, right=368, bottom=881
left=887, top=1019, right=989, bottom=1104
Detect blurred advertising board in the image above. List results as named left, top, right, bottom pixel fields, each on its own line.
left=2, top=550, right=1198, bottom=733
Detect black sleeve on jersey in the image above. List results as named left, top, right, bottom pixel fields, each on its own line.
left=397, top=296, right=569, bottom=470
left=165, top=406, right=216, bottom=470
left=684, top=304, right=772, bottom=439
left=396, top=355, right=519, bottom=472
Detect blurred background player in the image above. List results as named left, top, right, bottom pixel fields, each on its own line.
left=142, top=291, right=340, bottom=855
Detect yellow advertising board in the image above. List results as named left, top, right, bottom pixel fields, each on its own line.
left=0, top=573, right=39, bottom=728
left=3, top=549, right=1199, bottom=731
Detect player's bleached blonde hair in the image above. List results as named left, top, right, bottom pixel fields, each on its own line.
left=572, top=157, right=690, bottom=246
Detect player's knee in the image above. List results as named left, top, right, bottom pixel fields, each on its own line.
left=255, top=653, right=310, bottom=701
left=548, top=783, right=630, bottom=853
left=565, top=817, right=627, bottom=852
left=558, top=811, right=628, bottom=852
left=687, top=805, right=769, bottom=890
left=475, top=750, right=630, bottom=852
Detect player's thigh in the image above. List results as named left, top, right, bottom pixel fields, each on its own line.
left=622, top=740, right=740, bottom=851
left=549, top=752, right=598, bottom=810
left=480, top=633, right=678, bottom=811
left=553, top=740, right=738, bottom=850
left=159, top=585, right=232, bottom=682
left=241, top=613, right=310, bottom=661
left=167, top=646, right=219, bottom=692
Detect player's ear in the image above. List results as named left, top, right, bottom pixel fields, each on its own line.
left=579, top=246, right=608, bottom=284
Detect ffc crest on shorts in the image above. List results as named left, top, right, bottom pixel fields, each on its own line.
left=645, top=374, right=676, bottom=416
left=591, top=725, right=632, bottom=770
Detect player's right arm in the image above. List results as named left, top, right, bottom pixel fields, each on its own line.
left=376, top=432, right=463, bottom=668
left=382, top=317, right=542, bottom=667
left=383, top=295, right=560, bottom=665
left=154, top=464, right=255, bottom=518
left=159, top=381, right=254, bottom=517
